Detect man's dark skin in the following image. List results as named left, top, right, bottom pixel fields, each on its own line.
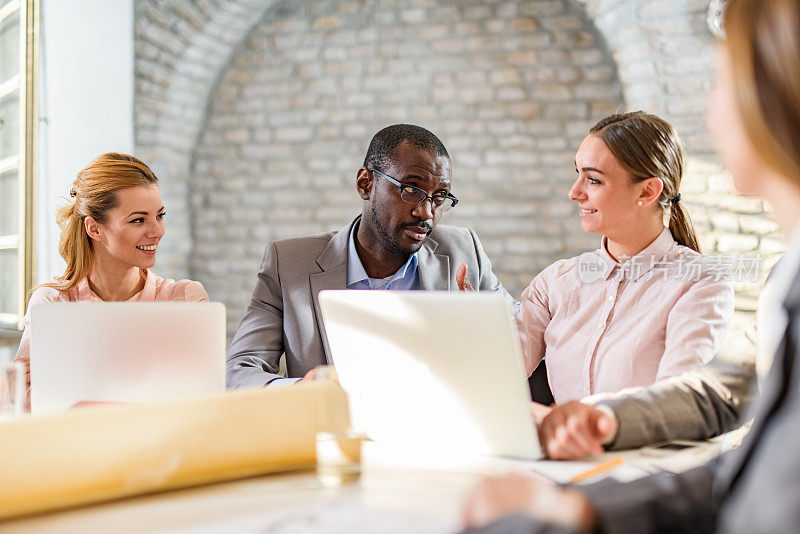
left=354, top=140, right=452, bottom=279
left=301, top=141, right=468, bottom=383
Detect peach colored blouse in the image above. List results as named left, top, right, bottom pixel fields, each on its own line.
left=15, top=270, right=208, bottom=361
left=517, top=228, right=734, bottom=403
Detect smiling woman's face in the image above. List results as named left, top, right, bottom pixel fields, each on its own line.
left=89, top=185, right=165, bottom=270
left=569, top=134, right=648, bottom=240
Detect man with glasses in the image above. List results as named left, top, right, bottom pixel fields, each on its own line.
left=226, top=124, right=513, bottom=388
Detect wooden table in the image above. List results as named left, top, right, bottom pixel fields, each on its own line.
left=0, top=439, right=726, bottom=534
left=0, top=465, right=479, bottom=533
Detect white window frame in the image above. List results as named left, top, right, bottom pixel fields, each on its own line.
left=0, top=0, right=37, bottom=335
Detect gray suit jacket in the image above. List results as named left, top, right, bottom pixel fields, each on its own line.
left=471, top=266, right=800, bottom=534
left=598, top=344, right=756, bottom=450
left=226, top=217, right=513, bottom=388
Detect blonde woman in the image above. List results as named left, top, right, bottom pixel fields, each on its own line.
left=518, top=112, right=734, bottom=403
left=15, top=153, right=208, bottom=392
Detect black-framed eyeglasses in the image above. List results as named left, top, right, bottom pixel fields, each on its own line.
left=369, top=168, right=459, bottom=213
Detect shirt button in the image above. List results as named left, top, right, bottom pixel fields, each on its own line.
left=599, top=323, right=606, bottom=330
left=607, top=296, right=614, bottom=302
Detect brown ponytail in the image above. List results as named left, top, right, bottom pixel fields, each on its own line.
left=667, top=200, right=700, bottom=253
left=590, top=111, right=700, bottom=253
left=39, top=153, right=159, bottom=293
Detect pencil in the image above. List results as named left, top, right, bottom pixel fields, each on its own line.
left=569, top=457, right=625, bottom=483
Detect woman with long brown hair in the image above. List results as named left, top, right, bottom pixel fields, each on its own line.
left=14, top=153, right=208, bottom=390
left=518, top=111, right=734, bottom=403
left=463, top=0, right=800, bottom=531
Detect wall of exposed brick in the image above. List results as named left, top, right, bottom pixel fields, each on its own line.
left=134, top=0, right=779, bottom=339
left=189, top=0, right=623, bottom=334
left=134, top=0, right=274, bottom=280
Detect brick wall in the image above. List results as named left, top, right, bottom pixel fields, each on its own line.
left=134, top=0, right=274, bottom=280
left=134, top=0, right=778, bottom=339
left=190, top=0, right=623, bottom=334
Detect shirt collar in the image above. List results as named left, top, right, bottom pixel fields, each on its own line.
left=75, top=277, right=102, bottom=301
left=75, top=269, right=153, bottom=301
left=346, top=221, right=419, bottom=288
left=596, top=227, right=676, bottom=281
left=139, top=269, right=157, bottom=300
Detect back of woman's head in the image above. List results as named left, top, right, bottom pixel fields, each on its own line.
left=48, top=153, right=158, bottom=291
left=590, top=111, right=699, bottom=252
left=724, top=0, right=800, bottom=182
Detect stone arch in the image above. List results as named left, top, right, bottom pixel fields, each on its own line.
left=134, top=0, right=277, bottom=278
left=188, top=0, right=626, bottom=334
left=577, top=0, right=716, bottom=152
left=133, top=0, right=778, bottom=338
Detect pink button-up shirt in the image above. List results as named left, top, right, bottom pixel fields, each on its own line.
left=15, top=270, right=208, bottom=361
left=517, top=228, right=734, bottom=403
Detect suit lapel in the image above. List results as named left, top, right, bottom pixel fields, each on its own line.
left=417, top=235, right=451, bottom=290
left=310, top=219, right=452, bottom=361
left=309, top=219, right=354, bottom=363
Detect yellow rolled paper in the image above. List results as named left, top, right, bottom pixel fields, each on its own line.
left=0, top=381, right=349, bottom=520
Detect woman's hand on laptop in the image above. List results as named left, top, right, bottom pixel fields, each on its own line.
left=456, top=263, right=474, bottom=292
left=537, top=401, right=618, bottom=460
left=461, top=472, right=597, bottom=532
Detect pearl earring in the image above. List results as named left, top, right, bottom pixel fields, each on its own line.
left=637, top=200, right=643, bottom=206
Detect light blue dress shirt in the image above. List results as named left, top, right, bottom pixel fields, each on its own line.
left=272, top=222, right=422, bottom=388
left=346, top=221, right=421, bottom=290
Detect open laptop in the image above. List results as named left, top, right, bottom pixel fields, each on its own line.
left=29, top=302, right=226, bottom=415
left=318, top=290, right=542, bottom=460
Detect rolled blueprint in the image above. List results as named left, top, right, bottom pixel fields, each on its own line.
left=0, top=381, right=350, bottom=520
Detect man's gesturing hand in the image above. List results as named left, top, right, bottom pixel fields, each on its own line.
left=456, top=263, right=474, bottom=291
